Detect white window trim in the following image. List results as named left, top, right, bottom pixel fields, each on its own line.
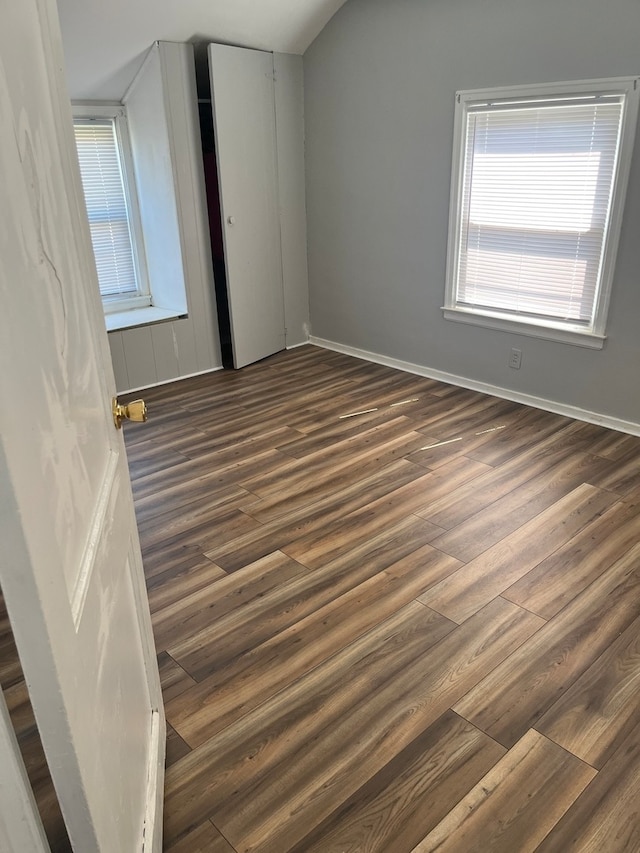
left=443, top=76, right=640, bottom=349
left=72, top=102, right=151, bottom=315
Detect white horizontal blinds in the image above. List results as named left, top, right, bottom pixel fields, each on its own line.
left=457, top=96, right=624, bottom=326
left=73, top=118, right=139, bottom=299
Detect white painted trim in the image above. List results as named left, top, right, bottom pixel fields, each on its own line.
left=0, top=690, right=50, bottom=853
left=444, top=75, right=640, bottom=343
left=117, top=365, right=223, bottom=395
left=286, top=338, right=310, bottom=350
left=73, top=102, right=152, bottom=308
left=309, top=336, right=640, bottom=437
left=142, top=709, right=165, bottom=853
left=442, top=307, right=606, bottom=349
left=105, top=306, right=187, bottom=332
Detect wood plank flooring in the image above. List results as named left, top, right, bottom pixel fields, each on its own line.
left=0, top=591, right=72, bottom=851
left=123, top=345, right=640, bottom=852
left=2, top=343, right=640, bottom=851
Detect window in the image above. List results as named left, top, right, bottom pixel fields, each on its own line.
left=444, top=78, right=639, bottom=348
left=73, top=105, right=150, bottom=314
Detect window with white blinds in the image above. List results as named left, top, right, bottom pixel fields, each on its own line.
left=444, top=78, right=639, bottom=346
left=73, top=109, right=149, bottom=311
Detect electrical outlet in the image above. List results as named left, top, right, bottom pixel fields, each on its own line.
left=509, top=348, right=522, bottom=370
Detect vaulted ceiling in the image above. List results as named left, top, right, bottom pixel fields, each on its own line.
left=56, top=0, right=348, bottom=99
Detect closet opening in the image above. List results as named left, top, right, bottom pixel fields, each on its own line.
left=195, top=46, right=234, bottom=369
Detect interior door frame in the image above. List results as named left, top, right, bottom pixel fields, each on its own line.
left=0, top=690, right=49, bottom=853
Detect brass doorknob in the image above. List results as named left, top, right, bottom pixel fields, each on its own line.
left=112, top=397, right=148, bottom=429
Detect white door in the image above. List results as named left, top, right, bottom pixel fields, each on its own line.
left=0, top=1, right=164, bottom=851
left=209, top=43, right=286, bottom=369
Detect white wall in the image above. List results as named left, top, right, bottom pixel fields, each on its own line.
left=111, top=42, right=222, bottom=392
left=304, top=0, right=640, bottom=426
left=56, top=0, right=349, bottom=100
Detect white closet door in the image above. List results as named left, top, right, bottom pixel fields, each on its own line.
left=208, top=43, right=286, bottom=369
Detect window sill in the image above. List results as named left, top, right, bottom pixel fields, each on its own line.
left=104, top=306, right=187, bottom=332
left=442, top=307, right=606, bottom=350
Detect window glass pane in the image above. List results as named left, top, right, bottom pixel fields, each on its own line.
left=73, top=119, right=139, bottom=299
left=456, top=98, right=623, bottom=326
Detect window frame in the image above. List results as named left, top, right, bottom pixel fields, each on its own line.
left=443, top=77, right=640, bottom=349
left=72, top=103, right=151, bottom=315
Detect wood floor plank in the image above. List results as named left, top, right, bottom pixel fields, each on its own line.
left=276, top=405, right=425, bottom=459
left=453, top=542, right=640, bottom=748
left=465, top=409, right=576, bottom=467
left=142, top=541, right=213, bottom=581
left=163, top=601, right=453, bottom=845
left=405, top=421, right=509, bottom=471
left=166, top=724, right=191, bottom=768
left=157, top=651, right=197, bottom=702
left=131, top=447, right=287, bottom=501
left=2, top=672, right=72, bottom=851
left=428, top=452, right=615, bottom=562
left=414, top=436, right=591, bottom=530
left=136, top=487, right=255, bottom=541
left=409, top=395, right=520, bottom=441
left=164, top=821, right=235, bottom=853
left=536, top=612, right=640, bottom=768
left=138, top=504, right=262, bottom=555
left=209, top=599, right=541, bottom=853
left=410, top=730, right=595, bottom=853
left=419, top=483, right=617, bottom=623
left=167, top=425, right=303, bottom=462
left=166, top=544, right=462, bottom=745
left=282, top=456, right=490, bottom=569
left=152, top=551, right=308, bottom=653
left=163, top=598, right=541, bottom=849
left=534, top=716, right=640, bottom=853
left=127, top=448, right=191, bottom=480
left=586, top=428, right=640, bottom=460
left=104, top=347, right=640, bottom=853
left=169, top=517, right=445, bottom=681
left=586, top=443, right=640, bottom=495
left=146, top=559, right=227, bottom=615
left=329, top=378, right=435, bottom=414
left=287, top=710, right=506, bottom=853
left=239, top=456, right=423, bottom=527
left=503, top=497, right=640, bottom=619
left=239, top=416, right=426, bottom=501
left=134, top=481, right=250, bottom=527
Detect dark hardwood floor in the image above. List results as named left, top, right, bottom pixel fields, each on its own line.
left=3, top=343, right=640, bottom=851
left=125, top=344, right=640, bottom=853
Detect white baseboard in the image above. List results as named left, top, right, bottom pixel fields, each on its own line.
left=309, top=336, right=640, bottom=437
left=119, top=365, right=224, bottom=396
left=286, top=339, right=311, bottom=350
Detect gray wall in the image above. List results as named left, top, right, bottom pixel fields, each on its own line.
left=304, top=0, right=640, bottom=425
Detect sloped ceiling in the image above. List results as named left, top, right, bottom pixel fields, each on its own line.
left=56, top=0, right=348, bottom=99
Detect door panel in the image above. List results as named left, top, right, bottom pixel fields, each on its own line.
left=0, top=1, right=164, bottom=850
left=209, top=43, right=286, bottom=369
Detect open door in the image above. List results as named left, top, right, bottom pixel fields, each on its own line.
left=0, top=1, right=164, bottom=851
left=209, top=43, right=287, bottom=369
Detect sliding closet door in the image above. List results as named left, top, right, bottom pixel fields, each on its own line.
left=208, top=43, right=286, bottom=369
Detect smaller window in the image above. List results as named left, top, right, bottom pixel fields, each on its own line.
left=444, top=77, right=639, bottom=347
left=73, top=105, right=150, bottom=314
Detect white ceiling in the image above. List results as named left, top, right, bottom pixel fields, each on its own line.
left=56, top=0, right=348, bottom=99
